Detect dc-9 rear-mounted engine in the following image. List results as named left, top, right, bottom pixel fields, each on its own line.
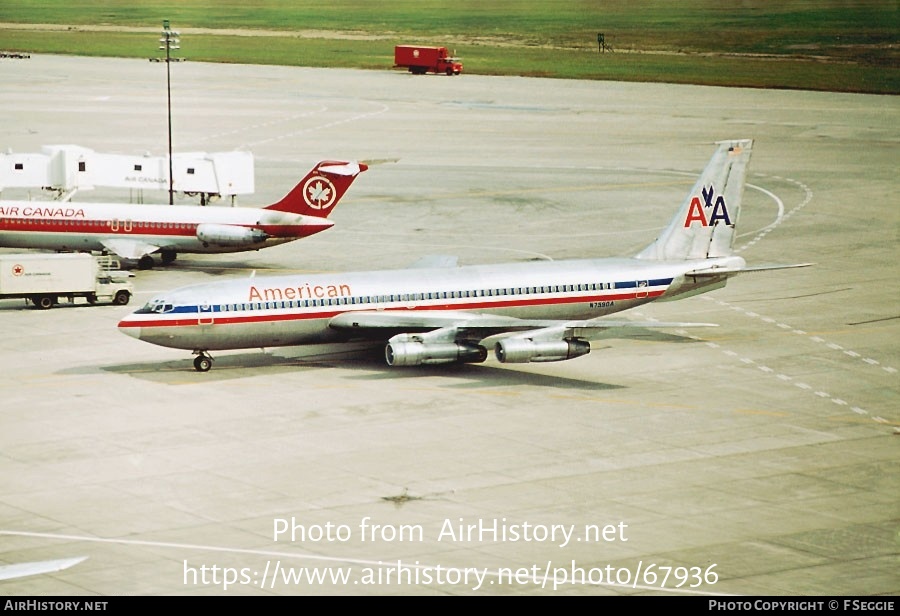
left=494, top=338, right=591, bottom=363
left=196, top=223, right=268, bottom=247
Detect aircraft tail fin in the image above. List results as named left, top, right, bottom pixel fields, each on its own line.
left=636, top=139, right=752, bottom=261
left=265, top=160, right=368, bottom=216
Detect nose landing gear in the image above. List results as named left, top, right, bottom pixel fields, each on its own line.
left=193, top=351, right=213, bottom=372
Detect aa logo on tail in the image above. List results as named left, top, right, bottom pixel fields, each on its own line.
left=683, top=186, right=732, bottom=228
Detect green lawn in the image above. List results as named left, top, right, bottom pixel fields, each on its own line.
left=1, top=1, right=897, bottom=93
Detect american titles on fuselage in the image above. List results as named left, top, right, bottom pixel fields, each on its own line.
left=248, top=283, right=353, bottom=302
left=243, top=279, right=628, bottom=305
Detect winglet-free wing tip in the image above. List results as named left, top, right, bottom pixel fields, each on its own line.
left=0, top=556, right=88, bottom=581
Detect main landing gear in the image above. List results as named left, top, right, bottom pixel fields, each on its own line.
left=193, top=351, right=213, bottom=372
left=137, top=250, right=177, bottom=270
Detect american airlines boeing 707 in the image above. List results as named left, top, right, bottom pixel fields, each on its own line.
left=118, top=139, right=811, bottom=372
left=0, top=160, right=367, bottom=269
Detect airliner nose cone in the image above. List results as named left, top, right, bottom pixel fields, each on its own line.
left=118, top=320, right=141, bottom=339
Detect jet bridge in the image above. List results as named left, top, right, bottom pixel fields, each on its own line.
left=0, top=145, right=254, bottom=204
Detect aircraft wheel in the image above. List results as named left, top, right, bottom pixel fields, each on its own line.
left=161, top=250, right=177, bottom=265
left=138, top=255, right=155, bottom=270
left=193, top=355, right=212, bottom=372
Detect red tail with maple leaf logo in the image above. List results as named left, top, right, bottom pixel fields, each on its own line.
left=265, top=160, right=368, bottom=217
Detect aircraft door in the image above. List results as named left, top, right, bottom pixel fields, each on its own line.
left=197, top=301, right=215, bottom=325
left=636, top=280, right=649, bottom=299
left=108, top=219, right=134, bottom=233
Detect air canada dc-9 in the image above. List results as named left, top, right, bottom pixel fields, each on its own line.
left=118, top=140, right=811, bottom=372
left=0, top=161, right=367, bottom=269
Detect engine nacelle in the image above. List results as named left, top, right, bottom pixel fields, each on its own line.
left=196, top=223, right=268, bottom=247
left=385, top=340, right=488, bottom=367
left=494, top=338, right=591, bottom=363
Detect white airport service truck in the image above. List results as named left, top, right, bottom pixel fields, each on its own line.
left=0, top=252, right=134, bottom=309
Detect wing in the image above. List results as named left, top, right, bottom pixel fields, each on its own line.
left=0, top=556, right=87, bottom=581
left=328, top=310, right=716, bottom=366
left=100, top=238, right=160, bottom=260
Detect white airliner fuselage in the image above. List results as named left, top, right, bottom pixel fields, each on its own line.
left=120, top=254, right=739, bottom=356
left=0, top=201, right=331, bottom=253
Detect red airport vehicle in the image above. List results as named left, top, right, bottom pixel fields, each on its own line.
left=394, top=45, right=463, bottom=76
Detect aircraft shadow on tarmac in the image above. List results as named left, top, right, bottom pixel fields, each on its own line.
left=96, top=352, right=623, bottom=391
left=94, top=328, right=706, bottom=390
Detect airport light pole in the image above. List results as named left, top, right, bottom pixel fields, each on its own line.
left=159, top=20, right=180, bottom=205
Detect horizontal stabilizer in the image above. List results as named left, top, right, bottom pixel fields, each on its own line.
left=685, top=262, right=814, bottom=277
left=317, top=161, right=365, bottom=176
left=358, top=158, right=400, bottom=167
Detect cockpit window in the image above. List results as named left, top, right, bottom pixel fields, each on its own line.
left=144, top=298, right=175, bottom=313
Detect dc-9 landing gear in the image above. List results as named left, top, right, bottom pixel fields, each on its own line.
left=160, top=249, right=177, bottom=265
left=193, top=351, right=213, bottom=372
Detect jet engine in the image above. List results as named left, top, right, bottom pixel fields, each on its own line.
left=494, top=338, right=591, bottom=363
left=196, top=223, right=268, bottom=247
left=385, top=340, right=488, bottom=367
